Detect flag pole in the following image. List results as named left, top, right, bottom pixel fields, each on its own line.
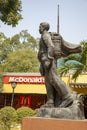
left=57, top=4, right=59, bottom=34
left=56, top=4, right=60, bottom=68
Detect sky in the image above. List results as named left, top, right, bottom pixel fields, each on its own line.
left=0, top=0, right=87, bottom=44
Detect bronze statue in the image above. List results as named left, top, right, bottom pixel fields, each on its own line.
left=38, top=22, right=81, bottom=108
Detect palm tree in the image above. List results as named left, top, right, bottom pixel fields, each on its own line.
left=58, top=40, right=87, bottom=81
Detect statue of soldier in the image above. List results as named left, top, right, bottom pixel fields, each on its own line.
left=38, top=22, right=81, bottom=108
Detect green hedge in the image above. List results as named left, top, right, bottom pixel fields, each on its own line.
left=0, top=106, right=37, bottom=129
left=0, top=106, right=17, bottom=130
left=16, top=106, right=37, bottom=124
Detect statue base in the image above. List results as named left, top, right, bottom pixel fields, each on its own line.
left=22, top=117, right=87, bottom=130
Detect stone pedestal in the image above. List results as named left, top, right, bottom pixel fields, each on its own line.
left=22, top=117, right=87, bottom=130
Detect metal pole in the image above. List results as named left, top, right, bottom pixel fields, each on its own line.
left=57, top=4, right=59, bottom=34
left=10, top=82, right=17, bottom=107
left=11, top=88, right=15, bottom=107
left=4, top=94, right=7, bottom=106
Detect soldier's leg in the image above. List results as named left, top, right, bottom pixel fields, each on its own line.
left=53, top=76, right=73, bottom=107
left=41, top=79, right=54, bottom=108
left=49, top=60, right=73, bottom=107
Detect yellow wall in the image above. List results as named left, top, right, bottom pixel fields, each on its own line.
left=67, top=74, right=87, bottom=94
left=70, top=74, right=87, bottom=83
left=3, top=84, right=46, bottom=94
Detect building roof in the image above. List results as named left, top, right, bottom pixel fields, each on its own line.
left=3, top=72, right=41, bottom=76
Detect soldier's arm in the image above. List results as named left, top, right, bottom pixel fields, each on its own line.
left=43, top=33, right=54, bottom=59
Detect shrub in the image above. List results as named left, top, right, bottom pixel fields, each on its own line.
left=0, top=106, right=18, bottom=130
left=16, top=106, right=37, bottom=124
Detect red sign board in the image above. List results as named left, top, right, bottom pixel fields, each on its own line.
left=3, top=75, right=45, bottom=84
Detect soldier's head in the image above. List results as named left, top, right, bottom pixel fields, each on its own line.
left=39, top=22, right=50, bottom=34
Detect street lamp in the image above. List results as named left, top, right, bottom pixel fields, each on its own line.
left=11, top=81, right=17, bottom=107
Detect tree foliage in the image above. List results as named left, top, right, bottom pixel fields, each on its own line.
left=0, top=0, right=22, bottom=26
left=2, top=48, right=39, bottom=72
left=0, top=31, right=39, bottom=73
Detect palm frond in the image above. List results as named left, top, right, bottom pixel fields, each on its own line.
left=72, top=66, right=83, bottom=81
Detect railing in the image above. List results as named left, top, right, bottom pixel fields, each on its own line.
left=69, top=83, right=87, bottom=88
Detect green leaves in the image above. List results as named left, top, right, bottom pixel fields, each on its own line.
left=0, top=0, right=22, bottom=26
left=0, top=106, right=37, bottom=129
left=3, top=48, right=39, bottom=72
left=0, top=31, right=39, bottom=73
left=80, top=41, right=87, bottom=72
left=16, top=107, right=36, bottom=123
left=0, top=106, right=17, bottom=130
